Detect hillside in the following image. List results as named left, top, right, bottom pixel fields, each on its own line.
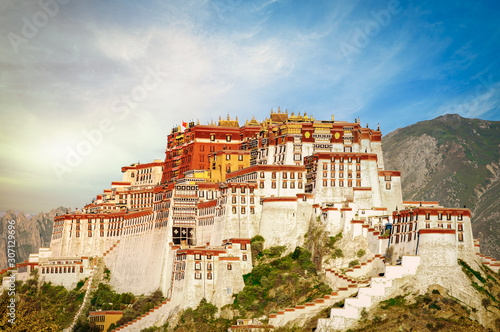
left=0, top=207, right=69, bottom=269
left=382, top=114, right=500, bottom=258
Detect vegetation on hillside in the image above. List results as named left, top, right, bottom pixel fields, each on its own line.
left=173, top=298, right=232, bottom=332
left=0, top=270, right=85, bottom=331
left=350, top=290, right=496, bottom=332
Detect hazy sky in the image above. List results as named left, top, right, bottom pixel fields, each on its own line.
left=0, top=0, right=499, bottom=214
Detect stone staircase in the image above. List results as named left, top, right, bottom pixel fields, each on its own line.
left=474, top=239, right=500, bottom=273
left=103, top=240, right=121, bottom=257
left=316, top=255, right=421, bottom=331
left=268, top=286, right=361, bottom=328
left=112, top=299, right=177, bottom=331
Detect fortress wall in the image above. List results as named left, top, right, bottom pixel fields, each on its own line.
left=105, top=227, right=169, bottom=295
left=457, top=216, right=476, bottom=263
left=353, top=189, right=374, bottom=210
left=260, top=198, right=299, bottom=249
left=295, top=197, right=314, bottom=247
left=213, top=258, right=245, bottom=308
left=39, top=267, right=91, bottom=290
left=379, top=175, right=403, bottom=212
left=323, top=208, right=342, bottom=236
left=417, top=230, right=457, bottom=267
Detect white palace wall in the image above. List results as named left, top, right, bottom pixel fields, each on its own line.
left=104, top=227, right=170, bottom=295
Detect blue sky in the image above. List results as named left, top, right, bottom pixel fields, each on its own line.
left=0, top=0, right=499, bottom=213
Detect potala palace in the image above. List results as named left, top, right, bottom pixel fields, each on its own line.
left=4, top=110, right=498, bottom=331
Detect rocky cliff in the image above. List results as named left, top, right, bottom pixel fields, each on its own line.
left=0, top=207, right=69, bottom=269
left=383, top=114, right=500, bottom=258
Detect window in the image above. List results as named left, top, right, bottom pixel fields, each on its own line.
left=323, top=180, right=328, bottom=187
left=458, top=214, right=463, bottom=221
left=339, top=172, right=344, bottom=178
left=283, top=181, right=287, bottom=188
left=348, top=172, right=352, bottom=178
left=226, top=154, right=230, bottom=160
left=323, top=172, right=328, bottom=178
left=241, top=207, right=246, bottom=214
left=290, top=181, right=295, bottom=188
left=356, top=180, right=361, bottom=187
left=458, top=233, right=464, bottom=242
left=227, top=263, right=232, bottom=270
left=323, top=163, right=328, bottom=170
left=241, top=243, right=247, bottom=250
left=438, top=213, right=443, bottom=220
left=232, top=187, right=237, bottom=193
left=447, top=213, right=451, bottom=220
left=298, top=182, right=303, bottom=189
left=283, top=172, right=287, bottom=179
left=458, top=223, right=463, bottom=231
left=232, top=197, right=237, bottom=204
left=331, top=172, right=335, bottom=178
left=339, top=165, right=344, bottom=171
left=210, top=134, right=215, bottom=141
left=426, top=223, right=430, bottom=229
left=238, top=155, right=243, bottom=161
left=232, top=207, right=237, bottom=214
left=294, top=154, right=301, bottom=161
left=250, top=207, right=255, bottom=214
left=260, top=172, right=264, bottom=178
left=241, top=187, right=245, bottom=194
left=386, top=183, right=391, bottom=190
left=298, top=173, right=303, bottom=179
left=385, top=175, right=391, bottom=181
left=260, top=181, right=264, bottom=189
left=207, top=255, right=212, bottom=260
left=207, top=263, right=212, bottom=270
left=195, top=272, right=202, bottom=279
left=195, top=254, right=201, bottom=260
left=290, top=172, right=295, bottom=179
left=195, top=263, right=201, bottom=270
left=207, top=272, right=212, bottom=279
left=272, top=182, right=276, bottom=189
left=425, top=213, right=430, bottom=220
left=331, top=180, right=335, bottom=187
left=348, top=180, right=352, bottom=187
left=339, top=180, right=344, bottom=187
left=356, top=164, right=361, bottom=171
left=226, top=135, right=231, bottom=142
left=243, top=254, right=247, bottom=261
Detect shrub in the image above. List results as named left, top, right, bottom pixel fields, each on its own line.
left=356, top=249, right=366, bottom=258
left=379, top=295, right=406, bottom=309
left=482, top=298, right=491, bottom=307
left=348, top=260, right=359, bottom=268
left=432, top=289, right=440, bottom=295
left=332, top=248, right=344, bottom=259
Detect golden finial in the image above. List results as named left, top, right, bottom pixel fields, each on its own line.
left=285, top=109, right=288, bottom=114
left=271, top=108, right=274, bottom=114
left=197, top=119, right=200, bottom=125
left=227, top=114, right=230, bottom=120
left=331, top=115, right=334, bottom=121
left=278, top=107, right=281, bottom=114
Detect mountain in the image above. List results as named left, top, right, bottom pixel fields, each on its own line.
left=0, top=207, right=70, bottom=269
left=383, top=114, right=500, bottom=258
